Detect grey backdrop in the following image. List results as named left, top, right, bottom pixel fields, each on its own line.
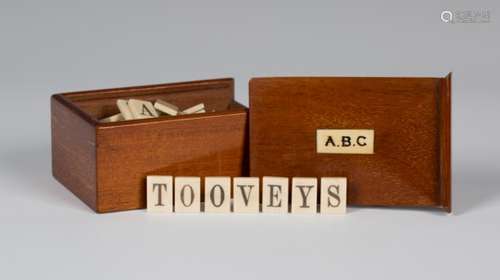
left=1, top=1, right=499, bottom=279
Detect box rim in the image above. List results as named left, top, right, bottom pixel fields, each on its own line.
left=52, top=77, right=243, bottom=127
left=57, top=77, right=234, bottom=100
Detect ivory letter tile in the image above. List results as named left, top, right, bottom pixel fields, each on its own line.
left=204, top=177, right=231, bottom=213
left=316, top=129, right=374, bottom=154
left=291, top=177, right=317, bottom=214
left=174, top=177, right=201, bottom=213
left=154, top=99, right=179, bottom=116
left=128, top=99, right=159, bottom=119
left=100, top=113, right=124, bottom=123
left=147, top=176, right=173, bottom=213
left=262, top=176, right=289, bottom=214
left=181, top=103, right=205, bottom=114
left=233, top=177, right=260, bottom=213
left=320, top=177, right=347, bottom=214
left=117, top=99, right=134, bottom=120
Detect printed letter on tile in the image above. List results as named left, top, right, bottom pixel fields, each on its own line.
left=204, top=177, right=231, bottom=213
left=147, top=176, right=173, bottom=213
left=320, top=177, right=347, bottom=214
left=262, top=176, right=289, bottom=213
left=291, top=177, right=317, bottom=214
left=175, top=177, right=201, bottom=213
left=233, top=177, right=260, bottom=213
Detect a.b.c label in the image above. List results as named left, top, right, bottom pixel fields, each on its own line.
left=316, top=129, right=374, bottom=154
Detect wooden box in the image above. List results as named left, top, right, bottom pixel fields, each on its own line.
left=249, top=74, right=451, bottom=212
left=51, top=78, right=248, bottom=213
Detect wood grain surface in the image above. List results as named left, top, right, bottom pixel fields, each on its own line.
left=51, top=96, right=97, bottom=210
left=249, top=75, right=451, bottom=212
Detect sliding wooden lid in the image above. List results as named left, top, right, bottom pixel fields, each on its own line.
left=249, top=74, right=451, bottom=212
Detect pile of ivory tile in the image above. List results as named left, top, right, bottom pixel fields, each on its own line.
left=101, top=99, right=205, bottom=122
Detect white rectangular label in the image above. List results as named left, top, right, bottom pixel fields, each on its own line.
left=316, top=129, right=374, bottom=154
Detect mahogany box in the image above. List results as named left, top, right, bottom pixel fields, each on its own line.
left=51, top=78, right=248, bottom=213
left=249, top=74, right=451, bottom=212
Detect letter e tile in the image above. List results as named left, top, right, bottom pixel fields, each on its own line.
left=262, top=176, right=289, bottom=214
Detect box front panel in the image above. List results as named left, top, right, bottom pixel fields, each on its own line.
left=250, top=77, right=449, bottom=209
left=96, top=112, right=247, bottom=212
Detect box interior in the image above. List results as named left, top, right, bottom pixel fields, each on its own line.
left=60, top=78, right=245, bottom=121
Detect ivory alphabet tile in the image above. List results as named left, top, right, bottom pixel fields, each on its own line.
left=174, top=177, right=201, bottom=213
left=204, top=177, right=231, bottom=213
left=181, top=103, right=205, bottom=114
left=128, top=99, right=159, bottom=119
left=320, top=177, right=347, bottom=214
left=101, top=113, right=124, bottom=123
left=154, top=99, right=179, bottom=116
left=116, top=99, right=134, bottom=120
left=233, top=177, right=260, bottom=213
left=291, top=177, right=318, bottom=214
left=262, top=176, right=289, bottom=214
left=147, top=176, right=173, bottom=213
